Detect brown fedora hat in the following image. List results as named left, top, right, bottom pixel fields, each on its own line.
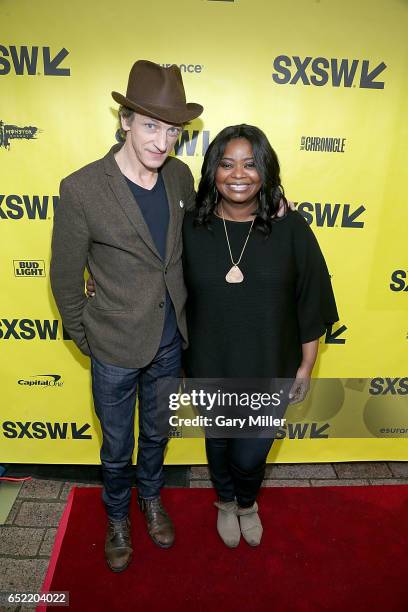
left=112, top=60, right=203, bottom=124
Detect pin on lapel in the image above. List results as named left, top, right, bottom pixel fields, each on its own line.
left=179, top=200, right=184, bottom=208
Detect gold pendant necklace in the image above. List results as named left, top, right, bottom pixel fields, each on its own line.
left=220, top=204, right=255, bottom=284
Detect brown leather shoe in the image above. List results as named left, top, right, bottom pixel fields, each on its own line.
left=138, top=496, right=175, bottom=548
left=105, top=516, right=133, bottom=572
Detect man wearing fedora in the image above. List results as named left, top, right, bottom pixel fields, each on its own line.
left=50, top=60, right=203, bottom=572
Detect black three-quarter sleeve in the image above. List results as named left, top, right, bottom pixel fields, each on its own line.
left=291, top=211, right=339, bottom=344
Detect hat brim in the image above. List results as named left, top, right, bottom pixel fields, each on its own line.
left=112, top=91, right=203, bottom=124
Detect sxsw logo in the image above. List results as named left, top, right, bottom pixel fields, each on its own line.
left=300, top=136, right=346, bottom=153
left=369, top=378, right=408, bottom=395
left=0, top=195, right=58, bottom=219
left=1, top=421, right=92, bottom=440
left=14, top=260, right=45, bottom=277
left=272, top=56, right=386, bottom=89
left=0, top=319, right=70, bottom=340
left=174, top=130, right=210, bottom=157
left=0, top=45, right=70, bottom=76
left=18, top=374, right=63, bottom=388
left=390, top=270, right=408, bottom=292
left=324, top=324, right=347, bottom=344
left=115, top=128, right=210, bottom=157
left=295, top=202, right=365, bottom=228
left=169, top=427, right=182, bottom=438
left=274, top=423, right=330, bottom=439
left=159, top=63, right=204, bottom=74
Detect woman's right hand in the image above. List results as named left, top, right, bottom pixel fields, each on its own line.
left=86, top=275, right=96, bottom=297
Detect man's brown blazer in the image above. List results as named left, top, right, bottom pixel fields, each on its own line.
left=50, top=143, right=195, bottom=368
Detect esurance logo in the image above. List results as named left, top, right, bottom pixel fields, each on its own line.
left=0, top=45, right=70, bottom=76
left=295, top=202, right=365, bottom=228
left=0, top=120, right=39, bottom=150
left=300, top=136, right=346, bottom=153
left=14, top=260, right=45, bottom=277
left=159, top=63, right=203, bottom=74
left=272, top=56, right=386, bottom=89
left=0, top=195, right=58, bottom=219
left=18, top=374, right=63, bottom=388
left=0, top=319, right=70, bottom=340
left=390, top=270, right=408, bottom=292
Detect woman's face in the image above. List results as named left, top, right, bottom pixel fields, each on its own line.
left=215, top=138, right=262, bottom=207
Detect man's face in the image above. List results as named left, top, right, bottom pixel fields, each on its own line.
left=122, top=112, right=182, bottom=170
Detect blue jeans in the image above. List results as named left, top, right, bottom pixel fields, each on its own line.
left=91, top=335, right=182, bottom=520
left=205, top=437, right=275, bottom=508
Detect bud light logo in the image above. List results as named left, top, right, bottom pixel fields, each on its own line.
left=14, top=260, right=46, bottom=277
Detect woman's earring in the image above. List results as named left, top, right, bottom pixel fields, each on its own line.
left=213, top=187, right=219, bottom=204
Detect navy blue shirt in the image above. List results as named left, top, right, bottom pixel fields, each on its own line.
left=124, top=172, right=178, bottom=348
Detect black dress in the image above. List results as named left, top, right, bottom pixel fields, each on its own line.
left=182, top=210, right=339, bottom=379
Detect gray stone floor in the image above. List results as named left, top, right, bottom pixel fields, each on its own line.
left=1, top=462, right=408, bottom=610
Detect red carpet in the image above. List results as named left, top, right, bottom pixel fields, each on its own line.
left=38, top=485, right=408, bottom=612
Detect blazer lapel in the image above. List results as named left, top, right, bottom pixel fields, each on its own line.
left=103, top=144, right=162, bottom=261
left=161, top=159, right=181, bottom=267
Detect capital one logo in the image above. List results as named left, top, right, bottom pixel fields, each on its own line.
left=0, top=46, right=70, bottom=76
left=18, top=374, right=63, bottom=388
left=272, top=56, right=386, bottom=89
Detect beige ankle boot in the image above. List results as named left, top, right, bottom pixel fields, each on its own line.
left=214, top=500, right=240, bottom=548
left=237, top=501, right=263, bottom=546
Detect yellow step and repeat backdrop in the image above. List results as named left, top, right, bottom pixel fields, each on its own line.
left=1, top=0, right=407, bottom=464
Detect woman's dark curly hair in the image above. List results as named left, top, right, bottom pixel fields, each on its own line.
left=194, top=124, right=288, bottom=235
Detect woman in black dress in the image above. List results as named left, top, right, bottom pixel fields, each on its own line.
left=182, top=124, right=338, bottom=548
